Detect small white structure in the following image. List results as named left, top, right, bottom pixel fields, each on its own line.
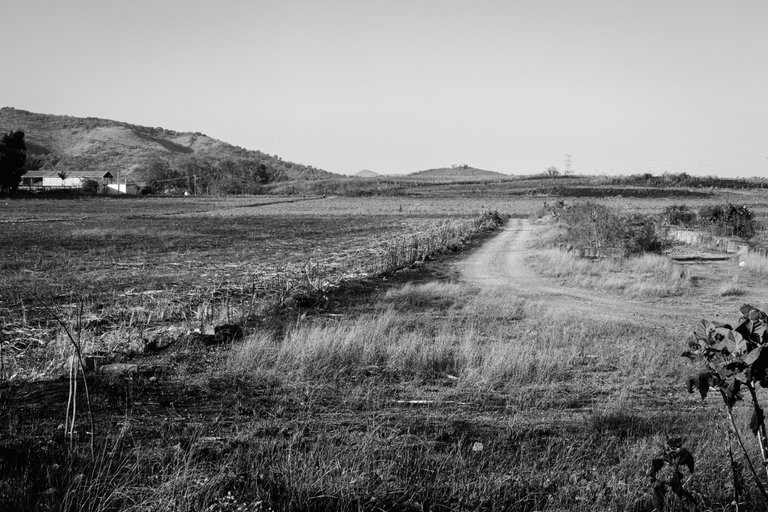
left=107, top=182, right=139, bottom=195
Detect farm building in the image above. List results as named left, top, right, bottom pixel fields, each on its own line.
left=21, top=170, right=140, bottom=194
left=22, top=169, right=113, bottom=188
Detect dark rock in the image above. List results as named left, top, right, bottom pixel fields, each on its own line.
left=213, top=324, right=244, bottom=344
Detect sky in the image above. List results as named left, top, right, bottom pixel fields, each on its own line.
left=4, top=0, right=768, bottom=177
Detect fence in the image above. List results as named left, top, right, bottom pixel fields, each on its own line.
left=667, top=228, right=745, bottom=254
left=556, top=243, right=624, bottom=259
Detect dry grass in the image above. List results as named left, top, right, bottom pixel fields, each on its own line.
left=226, top=282, right=675, bottom=394
left=739, top=252, right=768, bottom=276
left=5, top=270, right=759, bottom=511
left=527, top=249, right=691, bottom=297
left=718, top=275, right=747, bottom=296
left=8, top=190, right=768, bottom=511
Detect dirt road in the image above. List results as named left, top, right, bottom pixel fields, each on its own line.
left=458, top=218, right=734, bottom=322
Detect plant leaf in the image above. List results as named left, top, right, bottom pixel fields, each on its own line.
left=665, top=436, right=684, bottom=450
left=744, top=346, right=764, bottom=366
left=725, top=330, right=748, bottom=355
left=724, top=379, right=742, bottom=408
left=675, top=448, right=695, bottom=474
left=649, top=458, right=665, bottom=481
left=687, top=372, right=715, bottom=399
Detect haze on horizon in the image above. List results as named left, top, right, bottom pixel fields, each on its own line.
left=4, top=0, right=767, bottom=178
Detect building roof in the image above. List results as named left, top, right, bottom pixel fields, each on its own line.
left=23, top=170, right=113, bottom=178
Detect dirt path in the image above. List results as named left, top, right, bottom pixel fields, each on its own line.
left=458, top=218, right=735, bottom=323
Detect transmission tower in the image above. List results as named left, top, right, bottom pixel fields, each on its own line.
left=564, top=154, right=573, bottom=175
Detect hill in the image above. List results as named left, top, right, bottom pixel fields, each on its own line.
left=0, top=107, right=336, bottom=193
left=409, top=166, right=510, bottom=181
left=355, top=169, right=380, bottom=178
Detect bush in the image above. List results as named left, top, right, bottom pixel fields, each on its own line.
left=80, top=179, right=99, bottom=194
left=698, top=203, right=758, bottom=238
left=474, top=210, right=504, bottom=228
left=663, top=204, right=697, bottom=227
left=546, top=201, right=665, bottom=255
left=549, top=201, right=625, bottom=249
left=622, top=217, right=665, bottom=255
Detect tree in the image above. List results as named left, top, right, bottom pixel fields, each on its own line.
left=0, top=131, right=27, bottom=194
left=255, top=163, right=270, bottom=184
left=546, top=166, right=560, bottom=177
left=81, top=179, right=99, bottom=194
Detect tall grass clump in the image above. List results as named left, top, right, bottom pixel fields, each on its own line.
left=528, top=249, right=690, bottom=297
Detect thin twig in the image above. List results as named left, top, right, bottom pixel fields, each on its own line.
left=43, top=300, right=95, bottom=458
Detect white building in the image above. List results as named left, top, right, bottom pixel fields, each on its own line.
left=22, top=170, right=140, bottom=194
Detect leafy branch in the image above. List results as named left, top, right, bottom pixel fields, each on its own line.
left=684, top=304, right=768, bottom=507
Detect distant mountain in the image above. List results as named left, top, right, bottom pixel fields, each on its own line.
left=0, top=107, right=336, bottom=193
left=355, top=169, right=380, bottom=178
left=409, top=166, right=510, bottom=180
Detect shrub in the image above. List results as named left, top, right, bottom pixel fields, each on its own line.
left=698, top=203, right=758, bottom=239
left=547, top=201, right=663, bottom=254
left=623, top=217, right=665, bottom=255
left=662, top=204, right=697, bottom=227
left=80, top=179, right=99, bottom=194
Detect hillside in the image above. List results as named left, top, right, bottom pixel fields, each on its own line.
left=409, top=166, right=510, bottom=181
left=355, top=169, right=380, bottom=178
left=0, top=107, right=336, bottom=193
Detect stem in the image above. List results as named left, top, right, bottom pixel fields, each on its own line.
left=728, top=428, right=741, bottom=511
left=721, top=391, right=768, bottom=502
left=76, top=300, right=95, bottom=458
left=746, top=382, right=768, bottom=478
left=44, top=300, right=95, bottom=458
left=66, top=353, right=74, bottom=450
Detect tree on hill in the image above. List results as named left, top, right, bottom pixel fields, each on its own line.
left=0, top=131, right=27, bottom=194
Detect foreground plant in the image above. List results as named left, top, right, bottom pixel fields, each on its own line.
left=638, top=436, right=700, bottom=512
left=684, top=304, right=768, bottom=508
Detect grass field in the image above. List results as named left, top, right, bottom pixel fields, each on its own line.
left=3, top=188, right=768, bottom=511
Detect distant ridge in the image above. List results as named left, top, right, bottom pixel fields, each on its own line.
left=0, top=107, right=336, bottom=191
left=355, top=169, right=380, bottom=178
left=409, top=166, right=509, bottom=180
